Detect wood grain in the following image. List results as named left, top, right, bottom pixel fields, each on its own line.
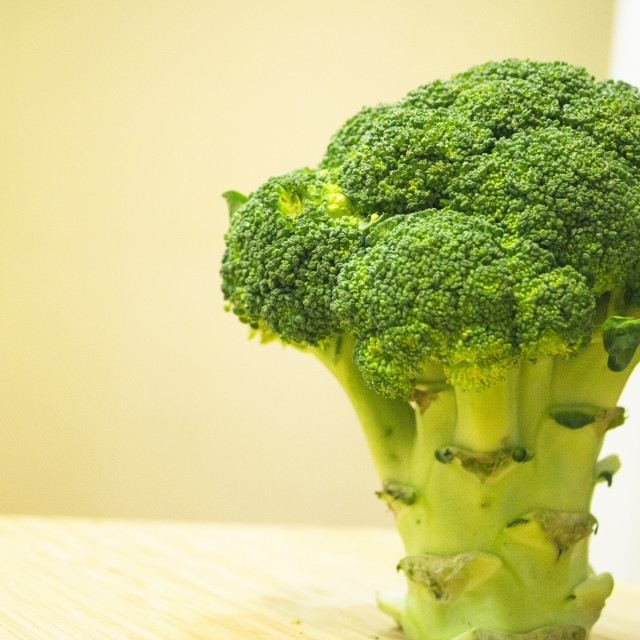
left=0, top=516, right=636, bottom=639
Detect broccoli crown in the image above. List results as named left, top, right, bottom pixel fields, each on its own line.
left=221, top=59, right=640, bottom=397
left=334, top=211, right=595, bottom=396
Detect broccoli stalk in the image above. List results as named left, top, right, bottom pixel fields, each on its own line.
left=315, top=332, right=638, bottom=639
left=221, top=59, right=640, bottom=639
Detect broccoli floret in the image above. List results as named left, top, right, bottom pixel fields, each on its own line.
left=452, top=58, right=597, bottom=103
left=321, top=103, right=392, bottom=170
left=447, top=127, right=640, bottom=295
left=333, top=211, right=595, bottom=397
left=402, top=58, right=597, bottom=136
left=220, top=59, right=640, bottom=640
left=563, top=79, right=640, bottom=178
left=221, top=168, right=362, bottom=344
left=336, top=108, right=494, bottom=217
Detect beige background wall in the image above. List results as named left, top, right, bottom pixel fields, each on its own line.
left=1, top=0, right=619, bottom=526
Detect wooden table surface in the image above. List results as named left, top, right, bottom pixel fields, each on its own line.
left=0, top=516, right=637, bottom=639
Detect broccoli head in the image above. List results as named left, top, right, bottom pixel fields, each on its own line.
left=222, top=58, right=640, bottom=398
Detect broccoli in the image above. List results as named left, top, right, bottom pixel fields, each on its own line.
left=220, top=59, right=640, bottom=640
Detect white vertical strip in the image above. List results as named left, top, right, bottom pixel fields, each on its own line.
left=590, top=0, right=640, bottom=588
left=609, top=0, right=640, bottom=82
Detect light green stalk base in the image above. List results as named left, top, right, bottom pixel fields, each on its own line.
left=315, top=336, right=638, bottom=640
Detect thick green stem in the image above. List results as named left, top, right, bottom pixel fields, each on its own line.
left=453, top=371, right=519, bottom=451
left=312, top=336, right=415, bottom=483
left=316, top=336, right=639, bottom=640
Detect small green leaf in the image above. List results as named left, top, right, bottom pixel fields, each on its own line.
left=222, top=190, right=248, bottom=217
left=549, top=409, right=595, bottom=430
left=595, top=454, right=621, bottom=487
left=375, top=481, right=417, bottom=506
left=549, top=406, right=624, bottom=431
left=602, top=316, right=640, bottom=372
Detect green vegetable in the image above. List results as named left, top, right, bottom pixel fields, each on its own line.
left=220, top=59, right=640, bottom=640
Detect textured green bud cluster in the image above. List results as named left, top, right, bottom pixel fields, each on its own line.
left=221, top=59, right=640, bottom=398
